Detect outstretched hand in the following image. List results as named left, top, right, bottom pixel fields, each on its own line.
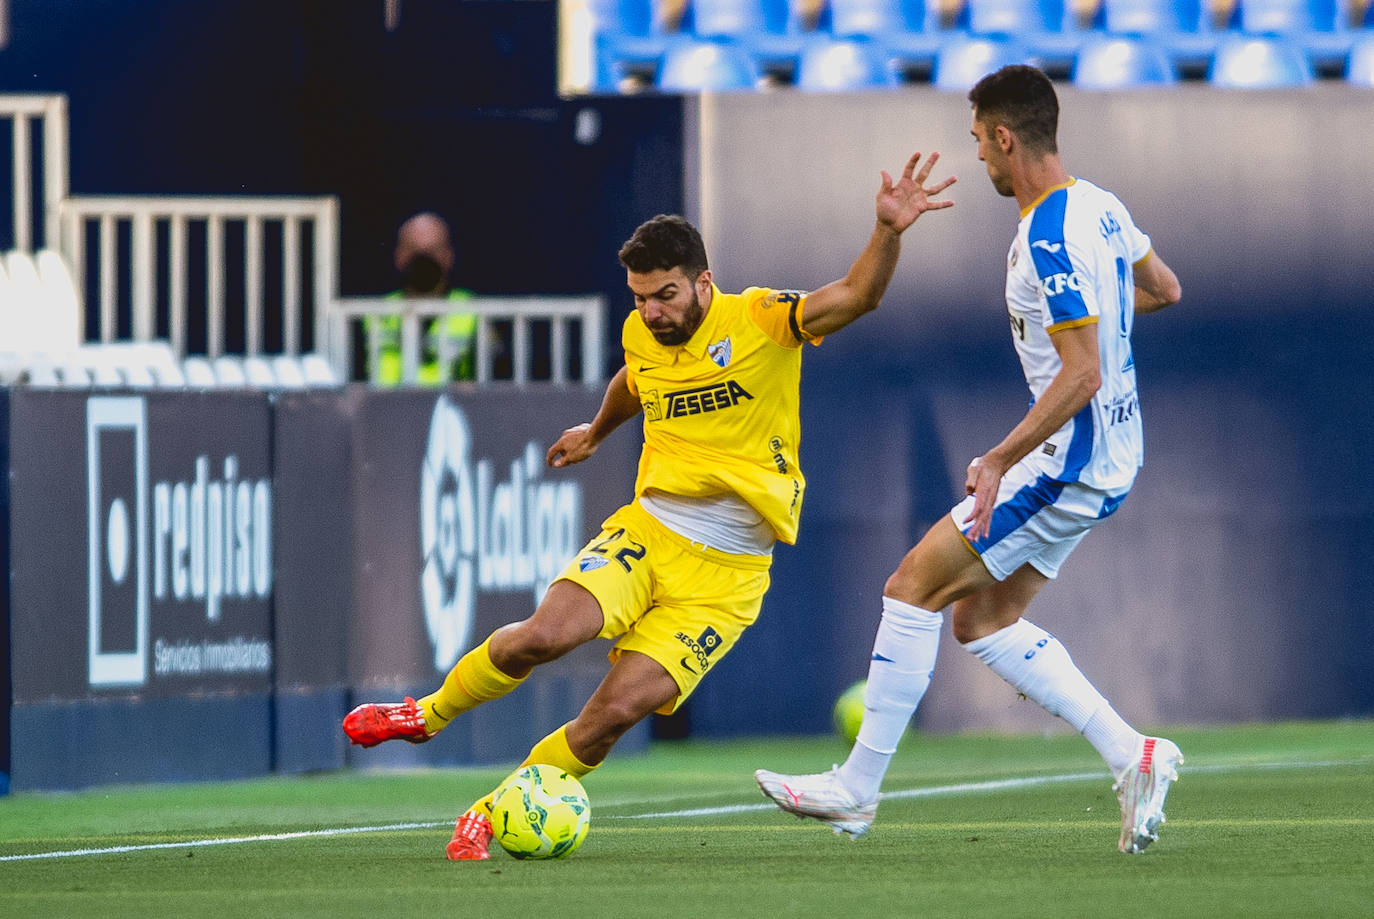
left=878, top=151, right=956, bottom=234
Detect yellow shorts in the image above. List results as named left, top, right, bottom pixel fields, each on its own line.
left=554, top=501, right=771, bottom=714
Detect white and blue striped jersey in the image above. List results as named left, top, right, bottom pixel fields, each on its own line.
left=1005, top=177, right=1153, bottom=492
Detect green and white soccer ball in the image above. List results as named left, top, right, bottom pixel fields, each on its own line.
left=490, top=764, right=591, bottom=860
left=833, top=680, right=867, bottom=745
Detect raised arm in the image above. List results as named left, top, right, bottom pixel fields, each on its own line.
left=800, top=151, right=956, bottom=338
left=547, top=364, right=643, bottom=468
left=1133, top=250, right=1182, bottom=314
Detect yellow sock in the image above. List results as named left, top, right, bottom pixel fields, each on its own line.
left=418, top=634, right=525, bottom=735
left=468, top=723, right=596, bottom=817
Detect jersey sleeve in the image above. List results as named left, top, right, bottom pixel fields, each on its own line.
left=745, top=287, right=821, bottom=348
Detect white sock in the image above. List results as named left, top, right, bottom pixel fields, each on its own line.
left=961, top=618, right=1142, bottom=778
left=837, top=597, right=943, bottom=803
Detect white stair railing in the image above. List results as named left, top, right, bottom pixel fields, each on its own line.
left=329, top=294, right=606, bottom=387
left=57, top=196, right=338, bottom=360
left=0, top=94, right=68, bottom=252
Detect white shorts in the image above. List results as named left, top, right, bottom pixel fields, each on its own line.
left=950, top=458, right=1131, bottom=581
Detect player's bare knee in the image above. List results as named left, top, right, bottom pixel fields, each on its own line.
left=498, top=618, right=576, bottom=669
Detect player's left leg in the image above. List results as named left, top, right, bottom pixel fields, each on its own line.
left=342, top=579, right=604, bottom=747
left=955, top=566, right=1182, bottom=854
left=448, top=651, right=679, bottom=861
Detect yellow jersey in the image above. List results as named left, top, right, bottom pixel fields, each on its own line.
left=623, top=285, right=821, bottom=545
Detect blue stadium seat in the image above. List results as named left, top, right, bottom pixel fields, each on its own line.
left=1345, top=33, right=1374, bottom=85
left=956, top=0, right=1085, bottom=74
left=592, top=0, right=674, bottom=90
left=656, top=37, right=763, bottom=90
left=827, top=0, right=937, bottom=35
left=688, top=0, right=807, bottom=74
left=1207, top=34, right=1315, bottom=85
left=1072, top=34, right=1178, bottom=87
left=932, top=34, right=1029, bottom=90
left=822, top=0, right=945, bottom=74
left=794, top=36, right=902, bottom=88
left=1228, top=0, right=1353, bottom=73
left=1092, top=0, right=1219, bottom=75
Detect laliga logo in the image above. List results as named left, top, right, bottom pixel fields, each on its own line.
left=419, top=396, right=586, bottom=672
left=420, top=397, right=478, bottom=672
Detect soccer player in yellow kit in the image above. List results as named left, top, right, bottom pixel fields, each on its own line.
left=342, top=151, right=957, bottom=860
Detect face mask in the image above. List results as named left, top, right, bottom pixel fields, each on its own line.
left=401, top=254, right=443, bottom=293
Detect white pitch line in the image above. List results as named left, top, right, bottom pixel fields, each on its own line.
left=2, top=757, right=1366, bottom=861
left=0, top=821, right=450, bottom=863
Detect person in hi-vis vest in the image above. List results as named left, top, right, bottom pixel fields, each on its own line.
left=368, top=211, right=478, bottom=384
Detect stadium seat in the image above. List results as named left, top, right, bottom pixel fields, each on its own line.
left=213, top=355, right=248, bottom=386
left=827, top=0, right=933, bottom=35
left=1092, top=0, right=1219, bottom=75
left=55, top=359, right=92, bottom=386
left=22, top=356, right=60, bottom=386
left=687, top=0, right=806, bottom=76
left=1346, top=33, right=1374, bottom=85
left=151, top=358, right=188, bottom=387
left=4, top=251, right=45, bottom=351
left=182, top=355, right=218, bottom=387
left=795, top=36, right=902, bottom=88
left=1072, top=34, right=1178, bottom=87
left=243, top=355, right=278, bottom=388
left=1227, top=0, right=1353, bottom=73
left=656, top=38, right=762, bottom=90
left=933, top=34, right=1029, bottom=90
left=119, top=360, right=158, bottom=388
left=271, top=354, right=308, bottom=388
left=299, top=353, right=340, bottom=386
left=85, top=354, right=125, bottom=387
left=591, top=0, right=675, bottom=90
left=826, top=0, right=944, bottom=72
left=1207, top=34, right=1315, bottom=85
left=36, top=251, right=82, bottom=346
left=957, top=0, right=1084, bottom=74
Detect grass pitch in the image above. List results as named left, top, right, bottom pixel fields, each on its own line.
left=2, top=719, right=1371, bottom=918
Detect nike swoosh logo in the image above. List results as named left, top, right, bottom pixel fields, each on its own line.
left=639, top=364, right=659, bottom=372
left=679, top=656, right=697, bottom=674
left=1031, top=240, right=1063, bottom=254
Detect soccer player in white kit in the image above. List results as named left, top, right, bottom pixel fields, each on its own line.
left=756, top=64, right=1185, bottom=854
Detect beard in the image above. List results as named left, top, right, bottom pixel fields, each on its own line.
left=649, top=288, right=704, bottom=346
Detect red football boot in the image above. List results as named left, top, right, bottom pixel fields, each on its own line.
left=341, top=697, right=435, bottom=747
left=446, top=810, right=494, bottom=861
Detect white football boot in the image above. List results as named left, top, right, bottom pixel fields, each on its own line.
left=754, top=766, right=877, bottom=838
left=1114, top=736, right=1184, bottom=854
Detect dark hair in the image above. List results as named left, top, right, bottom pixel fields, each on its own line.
left=618, top=214, right=709, bottom=279
left=968, top=65, right=1059, bottom=156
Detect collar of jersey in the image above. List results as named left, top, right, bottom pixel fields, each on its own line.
left=1019, top=177, right=1077, bottom=219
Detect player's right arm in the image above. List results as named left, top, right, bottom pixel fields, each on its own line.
left=1132, top=250, right=1182, bottom=314
left=800, top=151, right=955, bottom=337
left=547, top=364, right=642, bottom=468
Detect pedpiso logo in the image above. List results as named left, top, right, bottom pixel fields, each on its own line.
left=420, top=396, right=584, bottom=671
left=87, top=396, right=273, bottom=689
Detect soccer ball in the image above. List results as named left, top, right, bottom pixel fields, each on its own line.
left=833, top=680, right=867, bottom=745
left=489, top=764, right=591, bottom=859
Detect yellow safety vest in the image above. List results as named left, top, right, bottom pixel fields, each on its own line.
left=367, top=290, right=477, bottom=385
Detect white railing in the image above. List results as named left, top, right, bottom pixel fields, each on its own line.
left=330, top=295, right=606, bottom=387
left=0, top=94, right=68, bottom=252
left=57, top=196, right=338, bottom=360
